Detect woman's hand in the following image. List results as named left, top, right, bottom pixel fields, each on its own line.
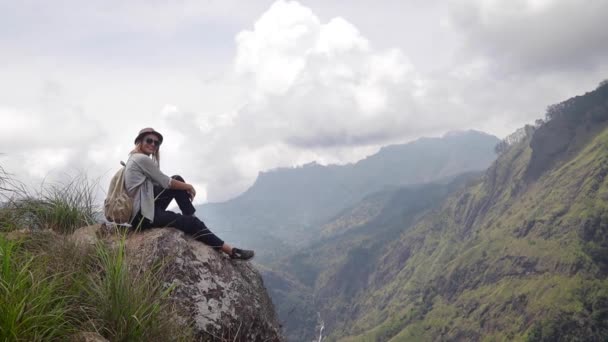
left=169, top=178, right=196, bottom=201
left=187, top=185, right=196, bottom=201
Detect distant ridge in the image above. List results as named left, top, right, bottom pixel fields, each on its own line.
left=198, top=130, right=499, bottom=262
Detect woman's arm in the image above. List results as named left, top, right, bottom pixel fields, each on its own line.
left=131, top=154, right=172, bottom=188
left=130, top=154, right=197, bottom=199
left=170, top=178, right=197, bottom=199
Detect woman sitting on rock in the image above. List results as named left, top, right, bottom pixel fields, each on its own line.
left=124, top=127, right=254, bottom=260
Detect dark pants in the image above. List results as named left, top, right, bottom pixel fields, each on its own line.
left=133, top=175, right=224, bottom=249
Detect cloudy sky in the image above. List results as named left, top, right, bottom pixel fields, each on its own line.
left=1, top=0, right=607, bottom=203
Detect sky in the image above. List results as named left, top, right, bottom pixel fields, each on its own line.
left=1, top=0, right=607, bottom=204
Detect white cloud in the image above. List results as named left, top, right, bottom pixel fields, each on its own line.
left=155, top=0, right=428, bottom=200
left=1, top=0, right=607, bottom=205
left=0, top=80, right=104, bottom=153
left=232, top=0, right=418, bottom=149
left=448, top=0, right=608, bottom=73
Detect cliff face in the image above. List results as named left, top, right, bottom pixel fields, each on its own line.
left=73, top=225, right=283, bottom=341
left=313, top=84, right=608, bottom=341
left=263, top=83, right=608, bottom=341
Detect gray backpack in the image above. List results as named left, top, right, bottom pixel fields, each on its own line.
left=104, top=161, right=133, bottom=224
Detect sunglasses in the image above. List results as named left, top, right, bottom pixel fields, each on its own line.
left=144, top=138, right=161, bottom=146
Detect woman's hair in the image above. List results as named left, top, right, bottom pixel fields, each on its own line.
left=130, top=141, right=161, bottom=166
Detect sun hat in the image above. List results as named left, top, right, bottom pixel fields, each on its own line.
left=134, top=127, right=164, bottom=145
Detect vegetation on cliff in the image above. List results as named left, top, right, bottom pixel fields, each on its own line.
left=316, top=82, right=608, bottom=341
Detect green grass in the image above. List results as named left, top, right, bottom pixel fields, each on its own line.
left=0, top=174, right=98, bottom=234
left=0, top=231, right=192, bottom=342
left=0, top=236, right=75, bottom=341
left=81, top=236, right=188, bottom=341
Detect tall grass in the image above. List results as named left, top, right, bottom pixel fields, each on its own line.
left=81, top=236, right=190, bottom=341
left=0, top=236, right=75, bottom=341
left=0, top=165, right=20, bottom=232
left=0, top=174, right=98, bottom=234
left=0, top=232, right=191, bottom=341
left=0, top=164, right=16, bottom=194
left=0, top=164, right=7, bottom=192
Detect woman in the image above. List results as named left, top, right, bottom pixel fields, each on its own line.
left=124, top=127, right=254, bottom=260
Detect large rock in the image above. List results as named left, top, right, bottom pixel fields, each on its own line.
left=74, top=224, right=283, bottom=341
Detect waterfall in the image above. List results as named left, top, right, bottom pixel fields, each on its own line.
left=317, top=312, right=325, bottom=342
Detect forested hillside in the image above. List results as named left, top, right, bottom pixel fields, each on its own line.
left=306, top=82, right=608, bottom=341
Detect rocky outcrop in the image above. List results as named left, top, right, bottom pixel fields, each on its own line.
left=73, top=224, right=283, bottom=341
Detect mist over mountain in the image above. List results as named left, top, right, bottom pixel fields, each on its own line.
left=197, top=130, right=499, bottom=262
left=268, top=81, right=608, bottom=341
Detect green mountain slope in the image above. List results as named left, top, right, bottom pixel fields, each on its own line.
left=318, top=83, right=608, bottom=341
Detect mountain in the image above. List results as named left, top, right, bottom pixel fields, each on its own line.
left=197, top=131, right=499, bottom=262
left=263, top=173, right=482, bottom=341
left=274, top=82, right=608, bottom=341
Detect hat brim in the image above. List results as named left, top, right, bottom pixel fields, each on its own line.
left=134, top=131, right=164, bottom=144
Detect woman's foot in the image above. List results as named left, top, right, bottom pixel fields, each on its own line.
left=230, top=248, right=255, bottom=260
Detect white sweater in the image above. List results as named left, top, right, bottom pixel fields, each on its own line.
left=124, top=153, right=172, bottom=223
